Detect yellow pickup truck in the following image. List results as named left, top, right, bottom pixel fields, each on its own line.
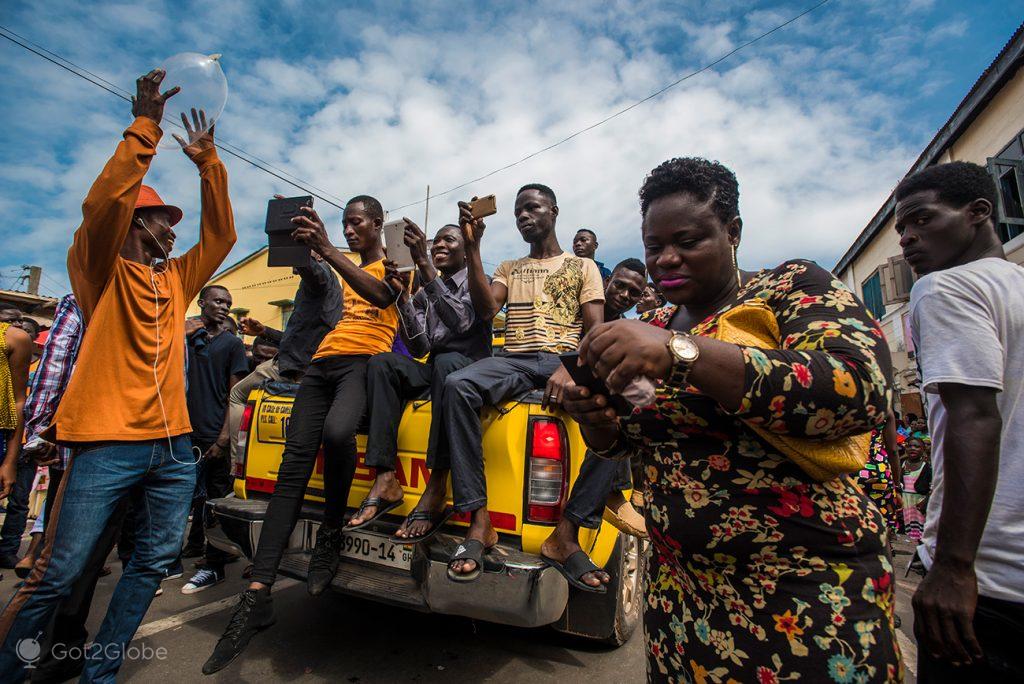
left=205, top=380, right=643, bottom=645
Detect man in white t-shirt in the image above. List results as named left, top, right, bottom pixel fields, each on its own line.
left=896, top=161, right=1024, bottom=682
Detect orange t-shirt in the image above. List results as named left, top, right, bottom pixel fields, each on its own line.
left=313, top=259, right=398, bottom=360
left=52, top=117, right=236, bottom=443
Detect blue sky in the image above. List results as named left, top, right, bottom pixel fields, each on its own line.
left=1, top=0, right=1021, bottom=297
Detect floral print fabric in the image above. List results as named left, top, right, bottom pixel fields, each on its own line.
left=625, top=261, right=902, bottom=683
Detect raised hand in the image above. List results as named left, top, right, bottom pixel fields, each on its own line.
left=239, top=317, right=266, bottom=337
left=383, top=260, right=410, bottom=302
left=172, top=108, right=216, bottom=160
left=402, top=218, right=430, bottom=266
left=132, top=68, right=180, bottom=124
left=291, top=206, right=333, bottom=255
left=457, top=198, right=486, bottom=247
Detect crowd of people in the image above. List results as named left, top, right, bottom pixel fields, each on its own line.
left=0, top=68, right=1020, bottom=683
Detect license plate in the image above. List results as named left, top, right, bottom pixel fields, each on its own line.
left=339, top=529, right=412, bottom=570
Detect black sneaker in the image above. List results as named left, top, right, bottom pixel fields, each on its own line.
left=307, top=525, right=342, bottom=596
left=202, top=587, right=275, bottom=675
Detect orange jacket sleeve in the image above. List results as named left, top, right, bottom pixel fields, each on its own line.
left=67, top=117, right=161, bottom=320
left=174, top=147, right=237, bottom=302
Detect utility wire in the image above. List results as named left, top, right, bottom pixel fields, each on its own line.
left=0, top=25, right=348, bottom=209
left=386, top=0, right=833, bottom=212
left=2, top=0, right=832, bottom=215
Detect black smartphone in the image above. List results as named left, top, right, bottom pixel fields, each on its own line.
left=559, top=352, right=632, bottom=415
left=265, top=196, right=314, bottom=267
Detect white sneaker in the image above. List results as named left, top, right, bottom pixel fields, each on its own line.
left=181, top=568, right=224, bottom=595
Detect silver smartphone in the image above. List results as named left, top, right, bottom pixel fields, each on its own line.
left=382, top=219, right=416, bottom=272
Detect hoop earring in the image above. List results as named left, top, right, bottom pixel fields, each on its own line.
left=732, top=244, right=741, bottom=289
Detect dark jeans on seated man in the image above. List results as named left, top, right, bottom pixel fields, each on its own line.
left=444, top=352, right=562, bottom=511
left=364, top=351, right=474, bottom=472
left=561, top=452, right=632, bottom=529
left=249, top=356, right=367, bottom=586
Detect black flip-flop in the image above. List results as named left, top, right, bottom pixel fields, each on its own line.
left=390, top=506, right=454, bottom=544
left=446, top=539, right=495, bottom=583
left=541, top=550, right=609, bottom=594
left=345, top=497, right=403, bottom=532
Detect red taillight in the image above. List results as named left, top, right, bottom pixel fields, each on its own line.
left=232, top=401, right=255, bottom=479
left=527, top=418, right=569, bottom=524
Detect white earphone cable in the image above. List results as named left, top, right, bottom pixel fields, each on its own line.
left=137, top=215, right=201, bottom=466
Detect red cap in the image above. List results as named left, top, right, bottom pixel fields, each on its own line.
left=135, top=185, right=183, bottom=226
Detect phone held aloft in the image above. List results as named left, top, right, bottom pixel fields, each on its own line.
left=382, top=219, right=416, bottom=273
left=266, top=196, right=313, bottom=268
left=463, top=195, right=497, bottom=242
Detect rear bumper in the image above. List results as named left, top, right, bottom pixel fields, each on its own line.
left=207, top=496, right=569, bottom=628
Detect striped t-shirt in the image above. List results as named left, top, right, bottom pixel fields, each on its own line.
left=493, top=252, right=604, bottom=354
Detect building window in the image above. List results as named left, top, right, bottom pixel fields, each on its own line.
left=861, top=271, right=885, bottom=320
left=268, top=299, right=295, bottom=329
left=989, top=128, right=1024, bottom=244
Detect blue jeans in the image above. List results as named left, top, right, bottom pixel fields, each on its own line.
left=0, top=455, right=36, bottom=557
left=0, top=436, right=195, bottom=683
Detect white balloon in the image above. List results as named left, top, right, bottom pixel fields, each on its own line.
left=155, top=52, right=228, bottom=149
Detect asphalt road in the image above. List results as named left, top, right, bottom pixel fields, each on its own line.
left=0, top=529, right=922, bottom=683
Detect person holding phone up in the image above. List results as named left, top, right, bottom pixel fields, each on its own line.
left=345, top=220, right=492, bottom=539
left=442, top=184, right=606, bottom=583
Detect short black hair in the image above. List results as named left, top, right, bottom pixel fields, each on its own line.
left=199, top=284, right=229, bottom=301
left=347, top=195, right=384, bottom=223
left=613, top=258, right=646, bottom=279
left=895, top=161, right=998, bottom=211
left=517, top=183, right=557, bottom=206
left=639, top=157, right=740, bottom=225
left=15, top=317, right=40, bottom=338
left=576, top=228, right=597, bottom=239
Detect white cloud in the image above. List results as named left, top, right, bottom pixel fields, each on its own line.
left=0, top=0, right=997, bottom=294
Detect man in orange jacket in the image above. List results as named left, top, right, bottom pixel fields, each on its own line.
left=0, top=69, right=236, bottom=681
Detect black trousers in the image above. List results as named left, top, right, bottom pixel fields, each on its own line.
left=185, top=438, right=234, bottom=569
left=250, top=356, right=368, bottom=586
left=562, top=451, right=632, bottom=529
left=917, top=594, right=1024, bottom=682
left=364, top=351, right=473, bottom=472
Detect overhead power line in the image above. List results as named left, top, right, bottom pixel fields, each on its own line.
left=1, top=0, right=832, bottom=215
left=0, top=25, right=348, bottom=209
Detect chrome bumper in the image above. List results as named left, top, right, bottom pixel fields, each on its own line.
left=206, top=497, right=569, bottom=628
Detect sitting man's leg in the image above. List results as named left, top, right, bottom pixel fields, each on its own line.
left=396, top=352, right=474, bottom=540
left=203, top=360, right=340, bottom=674
left=542, top=453, right=641, bottom=590
left=445, top=354, right=548, bottom=578
left=308, top=357, right=372, bottom=595
left=347, top=353, right=429, bottom=528
left=226, top=359, right=283, bottom=467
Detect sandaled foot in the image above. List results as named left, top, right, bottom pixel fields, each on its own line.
left=347, top=473, right=404, bottom=528
left=448, top=526, right=499, bottom=578
left=392, top=506, right=454, bottom=544
left=541, top=550, right=610, bottom=593
left=540, top=536, right=610, bottom=590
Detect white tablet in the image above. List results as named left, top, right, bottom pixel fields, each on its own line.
left=382, top=219, right=416, bottom=272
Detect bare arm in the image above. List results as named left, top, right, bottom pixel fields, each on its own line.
left=291, top=207, right=394, bottom=309
left=912, top=384, right=999, bottom=666
left=1, top=327, right=32, bottom=497
left=458, top=202, right=507, bottom=321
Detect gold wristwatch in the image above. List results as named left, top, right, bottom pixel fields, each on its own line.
left=666, top=332, right=700, bottom=381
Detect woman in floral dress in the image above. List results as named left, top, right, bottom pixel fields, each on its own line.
left=563, top=158, right=902, bottom=682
